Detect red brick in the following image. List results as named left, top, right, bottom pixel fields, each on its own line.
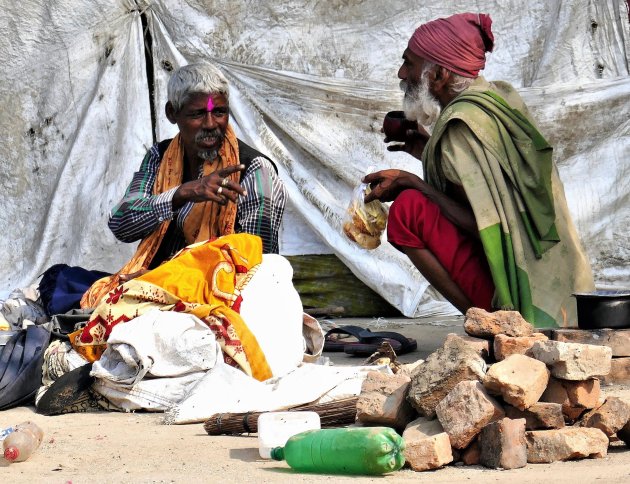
left=435, top=380, right=504, bottom=449
left=527, top=340, right=612, bottom=380
left=600, top=357, right=630, bottom=385
left=483, top=354, right=549, bottom=410
left=479, top=418, right=527, bottom=469
left=503, top=403, right=565, bottom=430
left=356, top=371, right=414, bottom=428
left=461, top=439, right=480, bottom=465
left=579, top=396, right=630, bottom=436
left=464, top=307, right=534, bottom=338
left=494, top=333, right=548, bottom=361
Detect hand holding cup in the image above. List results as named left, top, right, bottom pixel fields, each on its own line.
left=382, top=111, right=418, bottom=142
left=382, top=111, right=430, bottom=160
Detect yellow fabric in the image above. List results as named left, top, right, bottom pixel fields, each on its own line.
left=80, top=125, right=240, bottom=309
left=70, top=234, right=272, bottom=381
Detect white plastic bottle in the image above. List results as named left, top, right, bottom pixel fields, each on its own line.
left=3, top=421, right=44, bottom=463
left=257, top=411, right=320, bottom=459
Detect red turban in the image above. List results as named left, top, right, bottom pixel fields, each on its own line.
left=408, top=13, right=494, bottom=78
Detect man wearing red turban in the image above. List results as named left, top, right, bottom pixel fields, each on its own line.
left=364, top=13, right=594, bottom=327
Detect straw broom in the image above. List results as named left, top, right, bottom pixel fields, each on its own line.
left=203, top=397, right=358, bottom=435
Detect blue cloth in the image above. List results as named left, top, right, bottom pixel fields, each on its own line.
left=39, top=264, right=110, bottom=316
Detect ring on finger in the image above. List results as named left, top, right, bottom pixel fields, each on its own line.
left=217, top=186, right=223, bottom=195
left=221, top=177, right=229, bottom=187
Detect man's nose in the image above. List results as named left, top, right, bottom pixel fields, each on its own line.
left=397, top=64, right=406, bottom=80
left=201, top=111, right=218, bottom=129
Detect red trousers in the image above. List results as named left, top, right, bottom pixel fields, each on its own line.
left=387, top=189, right=495, bottom=311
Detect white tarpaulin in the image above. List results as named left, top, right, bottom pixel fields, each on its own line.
left=1, top=1, right=628, bottom=317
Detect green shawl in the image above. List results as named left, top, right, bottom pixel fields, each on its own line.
left=423, top=79, right=594, bottom=327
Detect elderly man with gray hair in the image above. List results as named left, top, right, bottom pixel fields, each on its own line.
left=81, top=62, right=287, bottom=307
left=364, top=13, right=593, bottom=327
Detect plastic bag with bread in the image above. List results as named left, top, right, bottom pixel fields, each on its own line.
left=343, top=182, right=388, bottom=250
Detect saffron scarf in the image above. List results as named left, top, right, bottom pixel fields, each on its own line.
left=81, top=125, right=240, bottom=308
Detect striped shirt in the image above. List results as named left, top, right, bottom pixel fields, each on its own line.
left=108, top=141, right=287, bottom=264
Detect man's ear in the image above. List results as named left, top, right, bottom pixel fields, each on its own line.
left=433, top=66, right=451, bottom=90
left=430, top=66, right=452, bottom=99
left=165, top=101, right=177, bottom=124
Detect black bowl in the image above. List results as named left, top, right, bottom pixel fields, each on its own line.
left=573, top=290, right=630, bottom=330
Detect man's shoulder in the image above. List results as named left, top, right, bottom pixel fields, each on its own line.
left=460, top=77, right=527, bottom=113
left=237, top=139, right=278, bottom=174
left=442, top=77, right=527, bottom=125
left=156, top=138, right=174, bottom=159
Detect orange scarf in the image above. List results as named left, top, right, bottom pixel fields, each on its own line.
left=81, top=125, right=240, bottom=308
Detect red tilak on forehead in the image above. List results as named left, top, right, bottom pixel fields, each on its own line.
left=207, top=96, right=214, bottom=112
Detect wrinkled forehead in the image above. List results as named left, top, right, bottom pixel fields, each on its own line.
left=182, top=92, right=228, bottom=110
left=403, top=48, right=430, bottom=69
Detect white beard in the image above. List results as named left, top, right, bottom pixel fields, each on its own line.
left=401, top=73, right=442, bottom=127
left=198, top=148, right=218, bottom=161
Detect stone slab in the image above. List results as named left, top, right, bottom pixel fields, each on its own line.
left=553, top=329, right=630, bottom=357
left=600, top=357, right=630, bottom=385
left=528, top=340, right=612, bottom=380
left=525, top=427, right=609, bottom=463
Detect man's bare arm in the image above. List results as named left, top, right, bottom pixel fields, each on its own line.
left=363, top=169, right=479, bottom=237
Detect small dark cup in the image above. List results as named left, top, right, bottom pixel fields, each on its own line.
left=382, top=111, right=417, bottom=142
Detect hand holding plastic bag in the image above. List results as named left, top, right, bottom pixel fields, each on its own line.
left=343, top=181, right=388, bottom=250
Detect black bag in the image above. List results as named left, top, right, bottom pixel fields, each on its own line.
left=0, top=325, right=51, bottom=410
left=49, top=309, right=94, bottom=340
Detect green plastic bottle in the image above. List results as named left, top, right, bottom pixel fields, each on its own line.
left=270, top=427, right=405, bottom=475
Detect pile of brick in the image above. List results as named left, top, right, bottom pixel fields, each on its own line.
left=355, top=308, right=630, bottom=472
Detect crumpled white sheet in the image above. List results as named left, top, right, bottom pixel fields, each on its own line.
left=90, top=308, right=381, bottom=420
left=239, top=254, right=305, bottom=377
left=165, top=363, right=391, bottom=425
left=91, top=310, right=220, bottom=412
left=1, top=1, right=628, bottom=318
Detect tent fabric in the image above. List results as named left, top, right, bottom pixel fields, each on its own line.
left=1, top=1, right=628, bottom=317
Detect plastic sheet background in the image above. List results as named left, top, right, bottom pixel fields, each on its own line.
left=1, top=0, right=628, bottom=316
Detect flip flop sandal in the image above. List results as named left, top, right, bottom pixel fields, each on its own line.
left=36, top=363, right=94, bottom=416
left=323, top=325, right=372, bottom=352
left=343, top=331, right=417, bottom=357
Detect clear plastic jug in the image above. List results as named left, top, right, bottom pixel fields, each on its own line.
left=257, top=411, right=321, bottom=459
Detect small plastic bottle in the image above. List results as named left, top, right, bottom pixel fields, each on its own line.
left=271, top=426, right=405, bottom=475
left=258, top=411, right=321, bottom=458
left=3, top=421, right=44, bottom=463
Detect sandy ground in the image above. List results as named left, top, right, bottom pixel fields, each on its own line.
left=2, top=316, right=630, bottom=483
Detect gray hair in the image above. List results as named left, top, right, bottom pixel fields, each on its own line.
left=421, top=61, right=474, bottom=96
left=449, top=73, right=474, bottom=95
left=167, top=62, right=230, bottom=112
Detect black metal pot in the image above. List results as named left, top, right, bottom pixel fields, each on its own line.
left=573, top=290, right=630, bottom=329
